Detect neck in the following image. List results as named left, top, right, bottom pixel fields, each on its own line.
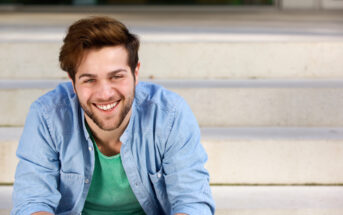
left=85, top=109, right=132, bottom=155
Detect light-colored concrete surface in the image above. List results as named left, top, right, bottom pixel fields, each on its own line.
left=203, top=127, right=343, bottom=184
left=0, top=186, right=12, bottom=210
left=0, top=141, right=18, bottom=183
left=1, top=80, right=343, bottom=127
left=0, top=89, right=50, bottom=127
left=1, top=10, right=343, bottom=80
left=2, top=127, right=343, bottom=184
left=2, top=41, right=343, bottom=80
left=1, top=186, right=343, bottom=214
left=204, top=136, right=343, bottom=184
left=322, top=0, right=343, bottom=9
left=1, top=10, right=342, bottom=35
left=212, top=186, right=343, bottom=209
left=214, top=185, right=343, bottom=214
left=0, top=210, right=10, bottom=215
left=281, top=0, right=319, bottom=10
left=0, top=128, right=21, bottom=183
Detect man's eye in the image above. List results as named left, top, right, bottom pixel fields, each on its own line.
left=112, top=75, right=123, bottom=79
left=84, top=79, right=95, bottom=83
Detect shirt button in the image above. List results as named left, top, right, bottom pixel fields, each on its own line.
left=88, top=146, right=93, bottom=151
left=85, top=178, right=89, bottom=184
left=157, top=173, right=162, bottom=178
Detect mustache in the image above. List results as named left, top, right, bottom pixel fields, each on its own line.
left=90, top=97, right=121, bottom=104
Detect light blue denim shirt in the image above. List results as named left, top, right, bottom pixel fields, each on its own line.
left=12, top=81, right=215, bottom=215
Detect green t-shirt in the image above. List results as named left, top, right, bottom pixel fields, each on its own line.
left=82, top=124, right=145, bottom=215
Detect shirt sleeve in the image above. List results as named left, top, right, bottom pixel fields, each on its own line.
left=162, top=97, right=215, bottom=215
left=11, top=101, right=61, bottom=215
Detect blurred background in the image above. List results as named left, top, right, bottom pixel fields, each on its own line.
left=1, top=0, right=343, bottom=214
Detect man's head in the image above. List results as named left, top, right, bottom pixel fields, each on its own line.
left=59, top=17, right=140, bottom=131
left=59, top=16, right=139, bottom=82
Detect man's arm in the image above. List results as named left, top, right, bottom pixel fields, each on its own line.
left=12, top=102, right=60, bottom=214
left=163, top=98, right=215, bottom=215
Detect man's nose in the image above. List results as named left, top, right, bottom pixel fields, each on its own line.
left=97, top=81, right=115, bottom=101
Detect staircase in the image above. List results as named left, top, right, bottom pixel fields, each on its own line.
left=1, top=6, right=343, bottom=214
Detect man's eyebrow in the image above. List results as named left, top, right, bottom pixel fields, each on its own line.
left=108, top=69, right=128, bottom=77
left=78, top=73, right=97, bottom=79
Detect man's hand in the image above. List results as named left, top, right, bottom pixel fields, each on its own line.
left=32, top=212, right=54, bottom=215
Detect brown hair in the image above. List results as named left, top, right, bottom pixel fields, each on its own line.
left=59, top=16, right=139, bottom=82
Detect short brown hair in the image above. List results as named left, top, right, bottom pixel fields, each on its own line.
left=59, top=16, right=140, bottom=82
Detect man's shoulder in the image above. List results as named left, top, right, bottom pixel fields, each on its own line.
left=32, top=81, right=77, bottom=114
left=135, top=81, right=184, bottom=112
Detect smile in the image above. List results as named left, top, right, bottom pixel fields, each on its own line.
left=95, top=102, right=118, bottom=111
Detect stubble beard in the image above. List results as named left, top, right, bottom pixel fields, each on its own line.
left=79, top=88, right=135, bottom=131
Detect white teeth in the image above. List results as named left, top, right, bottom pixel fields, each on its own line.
left=96, top=102, right=117, bottom=110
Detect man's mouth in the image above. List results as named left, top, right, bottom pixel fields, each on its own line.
left=94, top=101, right=118, bottom=111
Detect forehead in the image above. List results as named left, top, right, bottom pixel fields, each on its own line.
left=76, top=45, right=129, bottom=75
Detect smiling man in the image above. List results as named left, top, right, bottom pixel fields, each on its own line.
left=12, top=17, right=215, bottom=215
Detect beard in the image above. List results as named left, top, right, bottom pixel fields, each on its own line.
left=78, top=88, right=135, bottom=131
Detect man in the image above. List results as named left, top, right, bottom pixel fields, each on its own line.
left=12, top=16, right=215, bottom=215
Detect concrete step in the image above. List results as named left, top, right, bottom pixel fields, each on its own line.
left=202, top=127, right=343, bottom=184
left=1, top=40, right=343, bottom=80
left=1, top=80, right=343, bottom=127
left=1, top=10, right=343, bottom=80
left=1, top=185, right=343, bottom=214
left=2, top=127, right=343, bottom=184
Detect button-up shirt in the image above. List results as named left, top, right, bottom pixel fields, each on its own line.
left=12, top=82, right=215, bottom=215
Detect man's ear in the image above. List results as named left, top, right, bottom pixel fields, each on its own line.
left=134, top=62, right=140, bottom=86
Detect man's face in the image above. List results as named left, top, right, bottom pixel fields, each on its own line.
left=73, top=45, right=139, bottom=131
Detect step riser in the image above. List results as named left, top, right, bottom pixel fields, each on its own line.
left=1, top=42, right=343, bottom=79
left=0, top=140, right=18, bottom=184
left=203, top=139, right=343, bottom=184
left=175, top=88, right=343, bottom=127
left=0, top=89, right=50, bottom=126
left=2, top=137, right=343, bottom=184
left=1, top=87, right=343, bottom=127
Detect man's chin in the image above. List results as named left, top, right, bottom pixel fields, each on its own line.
left=99, top=124, right=120, bottom=131
left=85, top=112, right=119, bottom=131
left=92, top=118, right=120, bottom=131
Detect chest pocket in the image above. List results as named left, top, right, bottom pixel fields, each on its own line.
left=56, top=170, right=84, bottom=214
left=148, top=167, right=171, bottom=214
